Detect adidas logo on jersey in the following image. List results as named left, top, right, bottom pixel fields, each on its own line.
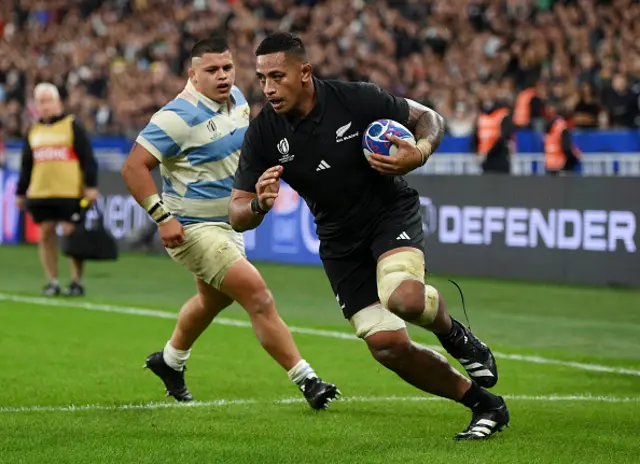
left=396, top=232, right=410, bottom=240
left=316, top=160, right=331, bottom=171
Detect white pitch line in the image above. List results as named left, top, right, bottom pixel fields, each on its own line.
left=2, top=293, right=640, bottom=377
left=0, top=399, right=258, bottom=414
left=1, top=394, right=639, bottom=414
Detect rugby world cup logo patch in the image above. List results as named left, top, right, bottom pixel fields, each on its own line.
left=277, top=138, right=294, bottom=163
left=277, top=138, right=289, bottom=155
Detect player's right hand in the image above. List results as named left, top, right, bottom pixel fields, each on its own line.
left=256, top=165, right=283, bottom=212
left=16, top=195, right=26, bottom=211
left=158, top=217, right=185, bottom=248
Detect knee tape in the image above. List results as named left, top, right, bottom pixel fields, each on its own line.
left=416, top=284, right=439, bottom=326
left=376, top=250, right=439, bottom=325
left=377, top=250, right=425, bottom=308
left=349, top=303, right=406, bottom=339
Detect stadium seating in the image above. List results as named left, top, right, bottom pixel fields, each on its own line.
left=1, top=0, right=638, bottom=139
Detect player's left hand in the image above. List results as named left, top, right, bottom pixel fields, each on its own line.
left=83, top=187, right=99, bottom=204
left=367, top=135, right=422, bottom=176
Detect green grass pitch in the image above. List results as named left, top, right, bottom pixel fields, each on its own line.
left=0, top=245, right=639, bottom=463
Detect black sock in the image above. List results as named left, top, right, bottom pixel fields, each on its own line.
left=437, top=316, right=460, bottom=342
left=458, top=382, right=502, bottom=411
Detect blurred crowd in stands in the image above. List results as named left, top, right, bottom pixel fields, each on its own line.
left=1, top=0, right=639, bottom=141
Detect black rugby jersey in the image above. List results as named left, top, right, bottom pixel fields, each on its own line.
left=233, top=78, right=420, bottom=243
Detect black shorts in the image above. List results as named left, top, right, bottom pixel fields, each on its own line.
left=26, top=198, right=82, bottom=224
left=321, top=201, right=425, bottom=319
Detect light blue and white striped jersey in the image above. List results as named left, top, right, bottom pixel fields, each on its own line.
left=136, top=80, right=250, bottom=225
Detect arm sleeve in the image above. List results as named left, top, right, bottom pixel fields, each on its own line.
left=501, top=113, right=514, bottom=140
left=135, top=110, right=187, bottom=162
left=16, top=134, right=33, bottom=195
left=561, top=129, right=575, bottom=160
left=355, top=82, right=410, bottom=126
left=72, top=119, right=98, bottom=188
left=470, top=124, right=479, bottom=152
left=233, top=123, right=270, bottom=193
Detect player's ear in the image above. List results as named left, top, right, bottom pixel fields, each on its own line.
left=300, top=63, right=312, bottom=84
left=188, top=66, right=196, bottom=84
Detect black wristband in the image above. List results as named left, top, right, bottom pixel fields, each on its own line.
left=251, top=197, right=268, bottom=216
left=155, top=212, right=173, bottom=224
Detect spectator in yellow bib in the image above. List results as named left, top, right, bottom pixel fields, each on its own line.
left=16, top=83, right=99, bottom=297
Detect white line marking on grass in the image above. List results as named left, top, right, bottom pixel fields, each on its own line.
left=2, top=293, right=640, bottom=377
left=1, top=394, right=639, bottom=414
left=0, top=399, right=258, bottom=413
left=491, top=353, right=640, bottom=376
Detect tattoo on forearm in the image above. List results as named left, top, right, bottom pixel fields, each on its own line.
left=406, top=99, right=445, bottom=160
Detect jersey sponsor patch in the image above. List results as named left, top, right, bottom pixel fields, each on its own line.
left=33, top=146, right=77, bottom=162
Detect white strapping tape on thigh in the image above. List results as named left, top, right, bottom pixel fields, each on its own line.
left=349, top=303, right=406, bottom=339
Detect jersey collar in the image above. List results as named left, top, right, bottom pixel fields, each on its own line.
left=39, top=113, right=68, bottom=125
left=184, top=79, right=235, bottom=113
left=307, top=76, right=326, bottom=124
left=284, top=77, right=326, bottom=129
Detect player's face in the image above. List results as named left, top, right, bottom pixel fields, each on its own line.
left=35, top=91, right=62, bottom=119
left=189, top=51, right=236, bottom=104
left=256, top=52, right=311, bottom=114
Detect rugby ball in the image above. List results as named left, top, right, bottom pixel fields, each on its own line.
left=362, top=119, right=416, bottom=159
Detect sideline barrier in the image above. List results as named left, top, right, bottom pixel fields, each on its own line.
left=2, top=169, right=638, bottom=287
left=4, top=129, right=640, bottom=176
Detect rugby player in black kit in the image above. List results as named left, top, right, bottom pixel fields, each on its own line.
left=230, top=32, right=509, bottom=440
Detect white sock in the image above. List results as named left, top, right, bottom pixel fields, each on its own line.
left=49, top=279, right=59, bottom=286
left=287, top=359, right=317, bottom=386
left=162, top=341, right=190, bottom=372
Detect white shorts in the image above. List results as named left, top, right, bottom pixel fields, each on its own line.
left=165, top=222, right=245, bottom=289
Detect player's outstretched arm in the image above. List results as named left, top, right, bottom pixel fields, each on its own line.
left=121, top=143, right=185, bottom=248
left=229, top=165, right=283, bottom=232
left=404, top=98, right=445, bottom=166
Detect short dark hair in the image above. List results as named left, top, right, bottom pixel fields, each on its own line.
left=255, top=32, right=307, bottom=61
left=190, top=36, right=230, bottom=60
